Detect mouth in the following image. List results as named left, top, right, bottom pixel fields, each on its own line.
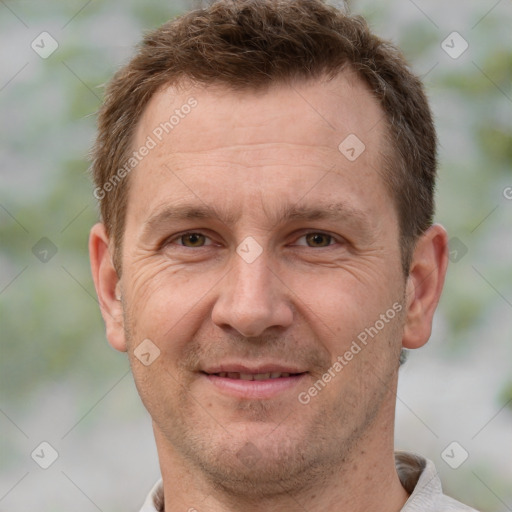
left=200, top=366, right=308, bottom=399
left=208, top=371, right=298, bottom=380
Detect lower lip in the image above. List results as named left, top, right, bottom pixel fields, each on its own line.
left=203, top=373, right=307, bottom=399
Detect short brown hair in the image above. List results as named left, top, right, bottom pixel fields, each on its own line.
left=91, top=0, right=437, bottom=275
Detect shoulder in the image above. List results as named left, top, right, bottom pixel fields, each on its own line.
left=437, top=493, right=481, bottom=512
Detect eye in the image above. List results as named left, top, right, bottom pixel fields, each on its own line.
left=163, top=231, right=339, bottom=250
left=170, top=232, right=213, bottom=248
left=294, top=232, right=337, bottom=248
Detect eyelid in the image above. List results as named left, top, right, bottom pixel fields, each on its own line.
left=163, top=231, right=216, bottom=247
left=161, top=229, right=343, bottom=249
left=291, top=231, right=341, bottom=247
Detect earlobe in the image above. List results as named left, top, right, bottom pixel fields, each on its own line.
left=402, top=224, right=449, bottom=350
left=89, top=223, right=127, bottom=352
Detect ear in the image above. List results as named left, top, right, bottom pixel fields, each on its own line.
left=89, top=222, right=127, bottom=352
left=402, top=224, right=449, bottom=349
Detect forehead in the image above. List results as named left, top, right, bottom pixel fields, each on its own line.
left=127, top=71, right=390, bottom=227
left=136, top=71, right=384, bottom=157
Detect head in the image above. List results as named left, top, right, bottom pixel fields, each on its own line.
left=92, top=0, right=437, bottom=277
left=89, top=0, right=448, bottom=498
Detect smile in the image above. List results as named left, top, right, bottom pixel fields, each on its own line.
left=211, top=371, right=295, bottom=380
left=201, top=370, right=308, bottom=399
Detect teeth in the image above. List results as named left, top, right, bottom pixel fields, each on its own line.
left=253, top=373, right=270, bottom=380
left=215, top=372, right=293, bottom=380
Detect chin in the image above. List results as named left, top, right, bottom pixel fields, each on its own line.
left=176, top=421, right=336, bottom=498
left=199, top=444, right=319, bottom=497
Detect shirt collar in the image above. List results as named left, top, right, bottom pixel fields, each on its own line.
left=395, top=451, right=444, bottom=511
left=139, top=479, right=164, bottom=512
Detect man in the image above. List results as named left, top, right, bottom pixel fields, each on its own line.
left=88, top=0, right=479, bottom=510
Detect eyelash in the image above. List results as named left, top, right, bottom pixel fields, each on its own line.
left=162, top=231, right=342, bottom=249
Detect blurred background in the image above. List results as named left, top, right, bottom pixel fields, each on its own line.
left=0, top=0, right=511, bottom=510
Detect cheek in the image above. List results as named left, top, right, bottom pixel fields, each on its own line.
left=123, top=261, right=220, bottom=352
left=299, top=269, right=398, bottom=333
left=297, top=269, right=404, bottom=392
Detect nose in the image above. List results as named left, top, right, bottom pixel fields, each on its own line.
left=211, top=249, right=294, bottom=338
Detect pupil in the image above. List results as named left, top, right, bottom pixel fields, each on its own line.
left=186, top=233, right=203, bottom=246
left=308, top=233, right=329, bottom=247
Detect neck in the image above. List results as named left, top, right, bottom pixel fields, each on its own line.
left=154, top=397, right=409, bottom=512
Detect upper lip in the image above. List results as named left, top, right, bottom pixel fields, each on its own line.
left=202, top=363, right=307, bottom=374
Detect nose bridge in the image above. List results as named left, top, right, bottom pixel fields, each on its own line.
left=211, top=245, right=293, bottom=337
left=233, top=250, right=273, bottom=301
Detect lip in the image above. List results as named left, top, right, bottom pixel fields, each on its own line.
left=201, top=372, right=308, bottom=400
left=202, top=363, right=307, bottom=374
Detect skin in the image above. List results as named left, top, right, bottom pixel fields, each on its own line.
left=89, top=70, right=448, bottom=512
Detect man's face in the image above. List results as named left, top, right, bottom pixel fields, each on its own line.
left=117, top=73, right=406, bottom=492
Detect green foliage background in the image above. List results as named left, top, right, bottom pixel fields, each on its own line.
left=1, top=0, right=511, bottom=510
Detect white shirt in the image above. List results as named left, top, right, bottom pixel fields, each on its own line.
left=140, top=451, right=479, bottom=511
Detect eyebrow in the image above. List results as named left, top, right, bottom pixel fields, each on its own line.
left=141, top=201, right=373, bottom=240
